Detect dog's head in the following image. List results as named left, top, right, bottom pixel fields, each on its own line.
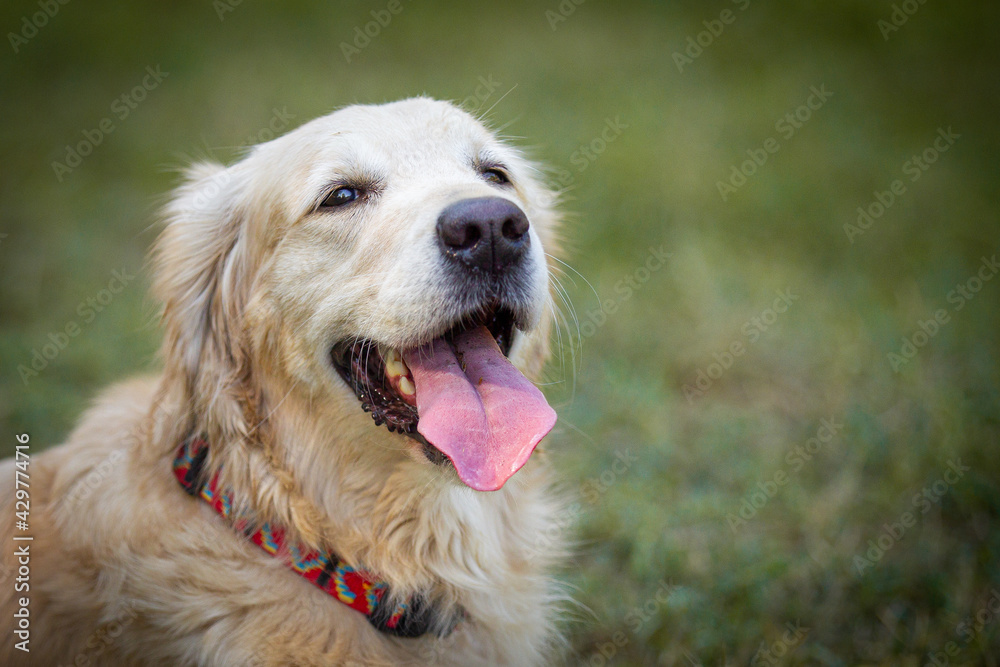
left=154, top=98, right=561, bottom=498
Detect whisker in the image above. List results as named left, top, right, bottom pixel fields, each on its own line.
left=477, top=83, right=518, bottom=124
left=546, top=253, right=601, bottom=307
left=548, top=300, right=567, bottom=383
left=548, top=273, right=581, bottom=400
left=556, top=417, right=598, bottom=448
left=248, top=378, right=300, bottom=436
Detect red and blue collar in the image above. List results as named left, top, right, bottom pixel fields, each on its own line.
left=173, top=437, right=454, bottom=638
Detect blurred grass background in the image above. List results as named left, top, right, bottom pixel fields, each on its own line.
left=2, top=0, right=999, bottom=664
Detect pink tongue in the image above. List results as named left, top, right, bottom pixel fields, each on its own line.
left=402, top=326, right=556, bottom=491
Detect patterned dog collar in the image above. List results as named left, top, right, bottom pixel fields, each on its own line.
left=172, top=437, right=454, bottom=638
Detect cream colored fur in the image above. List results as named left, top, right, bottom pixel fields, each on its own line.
left=0, top=98, right=568, bottom=666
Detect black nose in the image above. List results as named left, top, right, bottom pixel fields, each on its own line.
left=437, top=197, right=530, bottom=274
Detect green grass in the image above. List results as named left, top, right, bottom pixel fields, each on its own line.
left=2, top=1, right=998, bottom=663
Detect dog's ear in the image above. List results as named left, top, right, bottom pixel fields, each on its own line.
left=153, top=161, right=256, bottom=434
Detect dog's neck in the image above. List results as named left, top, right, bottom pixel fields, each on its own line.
left=172, top=435, right=460, bottom=637
left=153, top=374, right=557, bottom=612
left=149, top=377, right=562, bottom=657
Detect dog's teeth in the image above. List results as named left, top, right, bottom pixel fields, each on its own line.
left=384, top=347, right=411, bottom=380
left=398, top=376, right=415, bottom=397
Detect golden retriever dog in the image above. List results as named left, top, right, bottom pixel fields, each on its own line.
left=0, top=97, right=569, bottom=665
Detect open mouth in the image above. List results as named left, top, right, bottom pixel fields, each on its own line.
left=331, top=302, right=556, bottom=491
left=332, top=303, right=515, bottom=438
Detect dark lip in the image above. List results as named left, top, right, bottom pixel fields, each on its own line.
left=329, top=302, right=517, bottom=448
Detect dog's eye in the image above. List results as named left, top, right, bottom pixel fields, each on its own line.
left=320, top=187, right=360, bottom=208
left=481, top=168, right=510, bottom=186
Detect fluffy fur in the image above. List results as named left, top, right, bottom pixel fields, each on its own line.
left=0, top=98, right=568, bottom=666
